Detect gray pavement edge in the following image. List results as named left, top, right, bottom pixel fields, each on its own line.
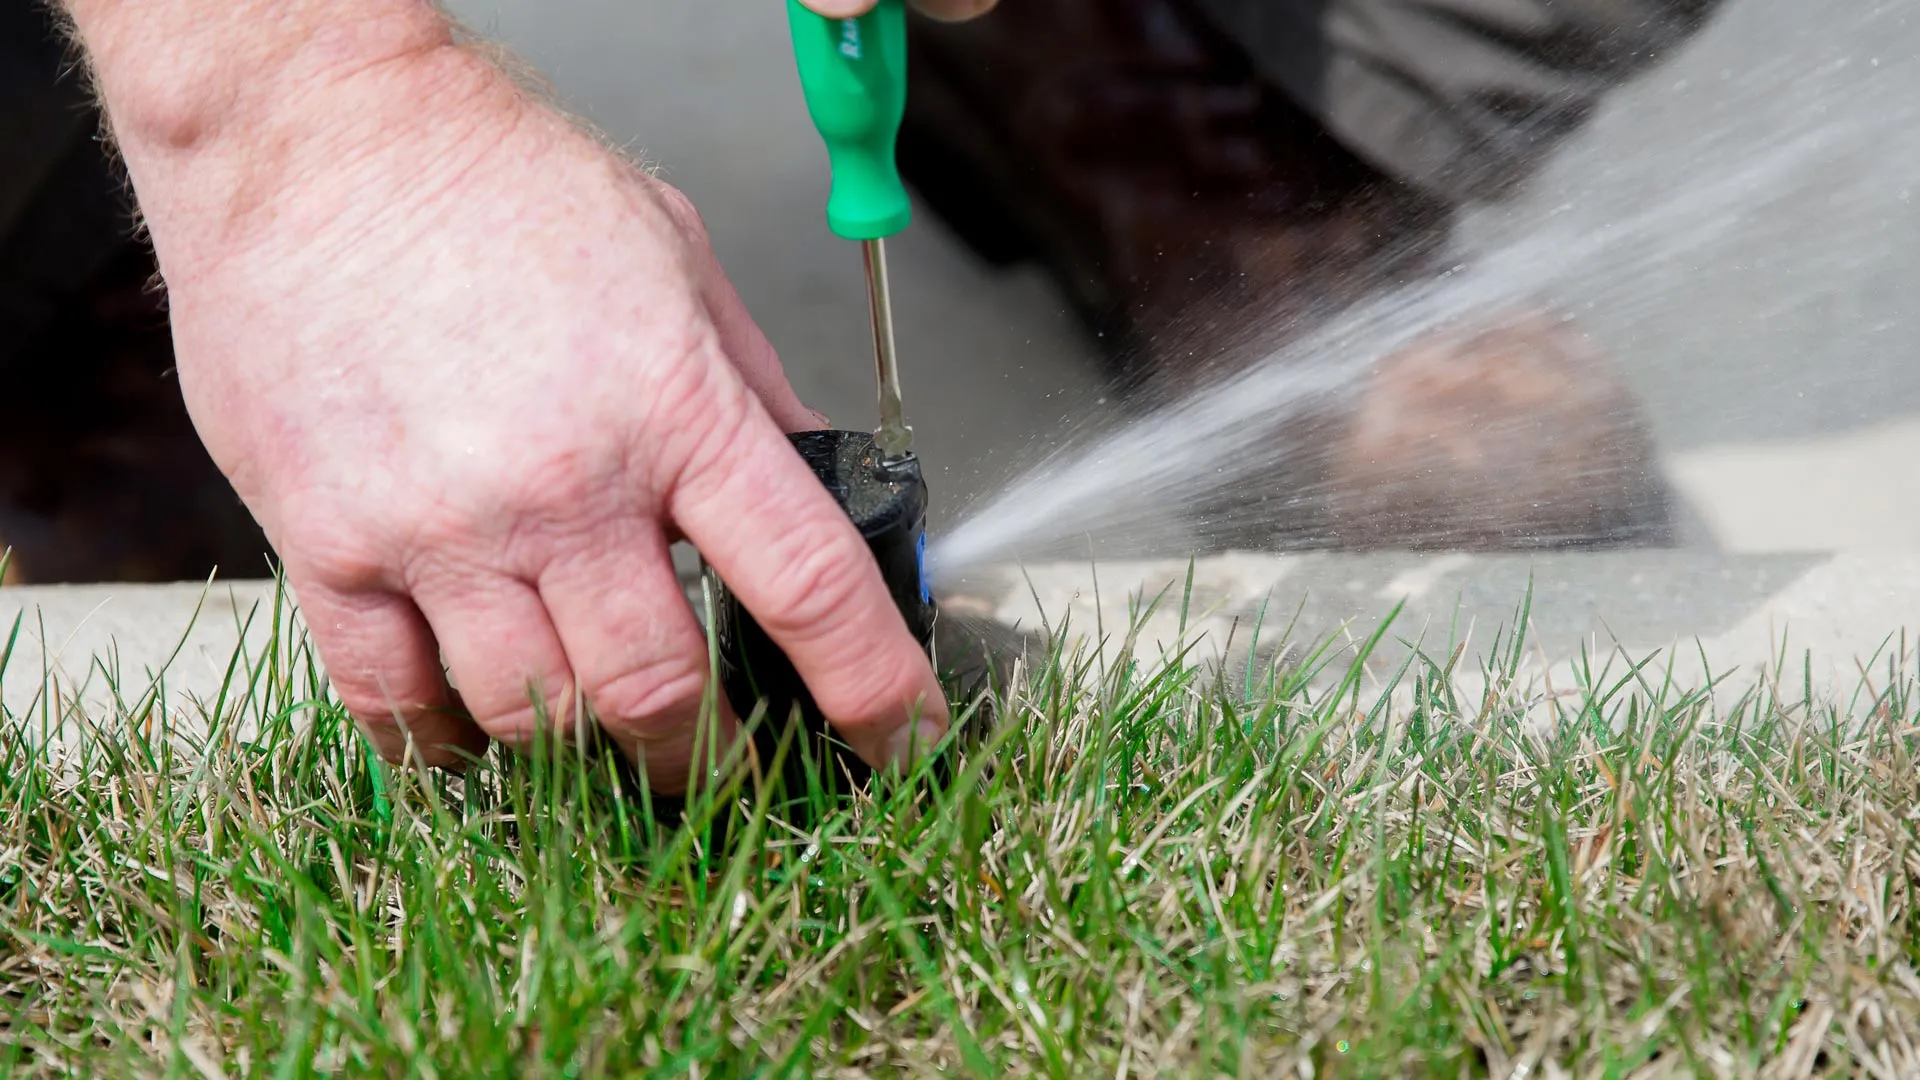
left=5, top=552, right=1915, bottom=727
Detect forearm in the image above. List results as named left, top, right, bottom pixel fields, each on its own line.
left=58, top=0, right=527, bottom=266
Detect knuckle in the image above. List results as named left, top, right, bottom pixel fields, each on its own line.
left=294, top=542, right=391, bottom=593
left=278, top=511, right=392, bottom=591
left=811, top=649, right=926, bottom=733
left=752, top=529, right=875, bottom=644
left=458, top=661, right=581, bottom=744
left=586, top=657, right=708, bottom=735
left=331, top=675, right=453, bottom=745
left=650, top=182, right=711, bottom=244
left=474, top=690, right=577, bottom=747
left=475, top=704, right=544, bottom=747
left=401, top=461, right=623, bottom=584
left=335, top=684, right=407, bottom=726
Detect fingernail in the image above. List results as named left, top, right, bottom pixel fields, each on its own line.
left=885, top=717, right=947, bottom=767
left=809, top=408, right=832, bottom=429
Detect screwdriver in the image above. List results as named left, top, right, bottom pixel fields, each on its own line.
left=787, top=0, right=915, bottom=461
left=689, top=2, right=937, bottom=800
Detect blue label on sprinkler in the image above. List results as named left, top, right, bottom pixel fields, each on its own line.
left=916, top=531, right=931, bottom=604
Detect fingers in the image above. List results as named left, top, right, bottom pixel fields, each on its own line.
left=536, top=526, right=737, bottom=795
left=799, top=0, right=1000, bottom=20
left=669, top=403, right=948, bottom=772
left=293, top=581, right=488, bottom=768
left=409, top=572, right=580, bottom=747
left=398, top=538, right=737, bottom=796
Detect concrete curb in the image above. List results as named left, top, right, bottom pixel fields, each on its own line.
left=938, top=551, right=1919, bottom=707
left=4, top=552, right=1915, bottom=721
left=0, top=580, right=285, bottom=726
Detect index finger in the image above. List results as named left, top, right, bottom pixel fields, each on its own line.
left=667, top=386, right=948, bottom=772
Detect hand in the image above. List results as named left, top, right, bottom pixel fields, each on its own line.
left=800, top=0, right=1001, bottom=20
left=84, top=26, right=948, bottom=790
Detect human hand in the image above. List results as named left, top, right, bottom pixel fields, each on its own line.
left=74, top=12, right=948, bottom=790
left=799, top=0, right=1001, bottom=20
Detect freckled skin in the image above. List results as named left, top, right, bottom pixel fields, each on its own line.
left=57, top=0, right=974, bottom=789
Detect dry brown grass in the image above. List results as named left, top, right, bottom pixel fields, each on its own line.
left=2, top=589, right=1917, bottom=1076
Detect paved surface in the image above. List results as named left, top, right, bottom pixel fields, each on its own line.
left=943, top=552, right=1918, bottom=704
left=1460, top=0, right=1920, bottom=550
left=7, top=556, right=1915, bottom=723
left=442, top=0, right=1920, bottom=552
left=1, top=580, right=287, bottom=727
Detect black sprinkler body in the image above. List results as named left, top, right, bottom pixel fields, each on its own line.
left=705, top=430, right=936, bottom=791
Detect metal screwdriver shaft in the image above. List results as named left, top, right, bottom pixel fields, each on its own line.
left=861, top=237, right=912, bottom=459
left=788, top=0, right=915, bottom=460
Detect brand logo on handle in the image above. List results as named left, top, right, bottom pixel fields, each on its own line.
left=838, top=17, right=862, bottom=59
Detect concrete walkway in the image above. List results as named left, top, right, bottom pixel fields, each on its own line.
left=7, top=553, right=1914, bottom=723
left=942, top=551, right=1919, bottom=705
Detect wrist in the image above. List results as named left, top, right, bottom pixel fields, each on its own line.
left=67, top=1, right=455, bottom=150
left=63, top=1, right=528, bottom=265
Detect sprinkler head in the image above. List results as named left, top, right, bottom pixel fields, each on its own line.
left=704, top=430, right=937, bottom=794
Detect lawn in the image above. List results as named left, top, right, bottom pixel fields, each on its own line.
left=2, top=580, right=1917, bottom=1077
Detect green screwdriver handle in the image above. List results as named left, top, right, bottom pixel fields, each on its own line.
left=787, top=0, right=912, bottom=241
